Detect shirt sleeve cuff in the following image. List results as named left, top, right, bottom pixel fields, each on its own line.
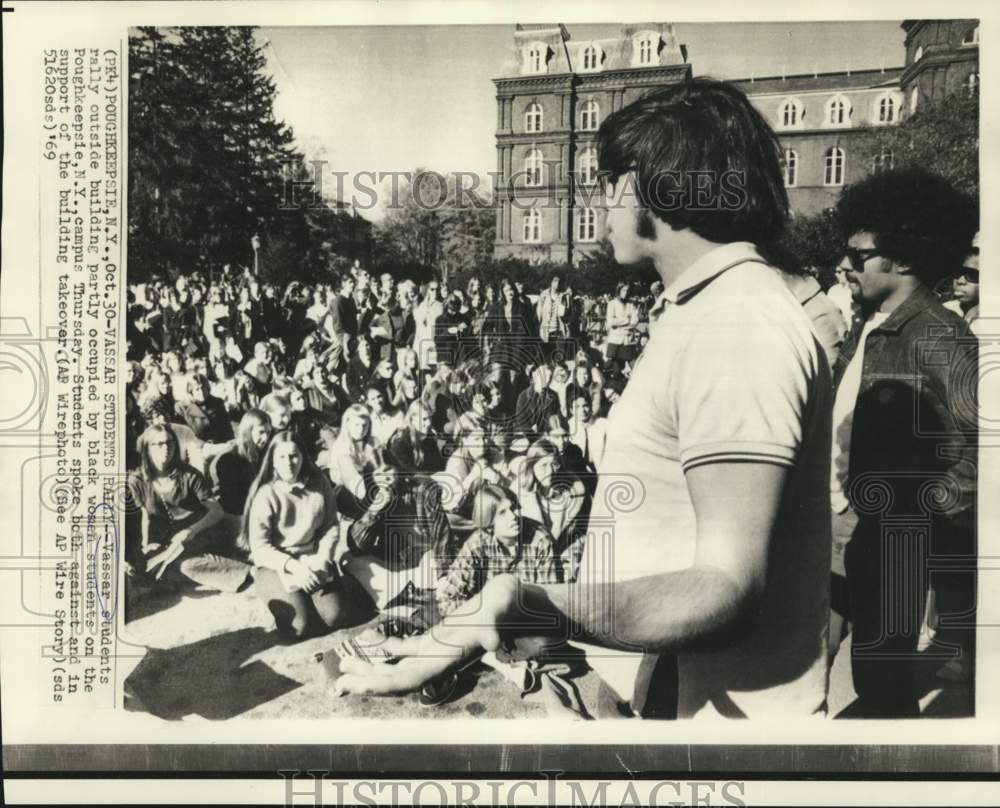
left=679, top=441, right=797, bottom=473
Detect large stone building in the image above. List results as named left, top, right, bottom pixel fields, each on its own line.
left=733, top=68, right=905, bottom=217
left=493, top=19, right=979, bottom=263
left=492, top=24, right=691, bottom=265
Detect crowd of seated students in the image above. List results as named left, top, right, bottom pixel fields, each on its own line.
left=125, top=263, right=636, bottom=649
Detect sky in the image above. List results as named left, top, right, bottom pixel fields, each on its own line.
left=261, top=21, right=906, bottom=218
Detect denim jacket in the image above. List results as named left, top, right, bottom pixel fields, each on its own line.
left=832, top=284, right=977, bottom=532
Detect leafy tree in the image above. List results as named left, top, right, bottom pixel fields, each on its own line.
left=768, top=208, right=846, bottom=290
left=373, top=170, right=495, bottom=279
left=857, top=86, right=979, bottom=197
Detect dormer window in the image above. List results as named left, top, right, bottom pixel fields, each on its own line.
left=826, top=94, right=851, bottom=127
left=778, top=97, right=804, bottom=129
left=874, top=93, right=898, bottom=124
left=632, top=31, right=659, bottom=67
left=582, top=44, right=600, bottom=71
left=639, top=37, right=654, bottom=64
left=962, top=25, right=979, bottom=46
left=524, top=42, right=548, bottom=75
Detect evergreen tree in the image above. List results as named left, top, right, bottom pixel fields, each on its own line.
left=128, top=26, right=366, bottom=281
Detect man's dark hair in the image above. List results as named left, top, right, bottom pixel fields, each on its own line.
left=596, top=77, right=789, bottom=245
left=836, top=168, right=978, bottom=284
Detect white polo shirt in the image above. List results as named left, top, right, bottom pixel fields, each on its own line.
left=577, top=242, right=832, bottom=719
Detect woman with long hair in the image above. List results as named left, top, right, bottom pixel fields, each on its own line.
left=387, top=399, right=444, bottom=476
left=178, top=373, right=233, bottom=444
left=513, top=437, right=588, bottom=581
left=241, top=430, right=375, bottom=639
left=346, top=335, right=376, bottom=401
left=128, top=424, right=250, bottom=594
left=328, top=403, right=378, bottom=518
left=485, top=278, right=538, bottom=381
left=138, top=365, right=176, bottom=419
left=210, top=409, right=272, bottom=520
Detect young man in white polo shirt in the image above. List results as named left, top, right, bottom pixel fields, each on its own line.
left=335, top=79, right=833, bottom=719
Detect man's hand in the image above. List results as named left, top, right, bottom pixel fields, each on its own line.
left=334, top=574, right=517, bottom=696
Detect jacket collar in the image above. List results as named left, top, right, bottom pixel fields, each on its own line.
left=870, top=284, right=940, bottom=334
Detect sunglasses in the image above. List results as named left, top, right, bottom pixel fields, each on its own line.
left=957, top=268, right=980, bottom=283
left=844, top=247, right=882, bottom=273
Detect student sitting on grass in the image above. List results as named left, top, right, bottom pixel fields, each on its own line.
left=435, top=484, right=562, bottom=618
left=242, top=430, right=375, bottom=640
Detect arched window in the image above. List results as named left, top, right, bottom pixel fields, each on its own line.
left=824, top=147, right=845, bottom=187
left=876, top=94, right=897, bottom=124
left=638, top=37, right=654, bottom=65
left=778, top=98, right=803, bottom=129
left=580, top=99, right=599, bottom=131
left=910, top=86, right=919, bottom=114
left=967, top=72, right=979, bottom=96
left=524, top=149, right=543, bottom=187
left=780, top=149, right=798, bottom=188
left=826, top=94, right=851, bottom=127
left=524, top=208, right=542, bottom=243
left=525, top=102, right=543, bottom=134
left=962, top=25, right=979, bottom=46
left=578, top=147, right=598, bottom=185
left=583, top=45, right=599, bottom=71
left=576, top=208, right=597, bottom=242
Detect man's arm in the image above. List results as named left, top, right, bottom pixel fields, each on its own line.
left=335, top=461, right=784, bottom=695
left=520, top=462, right=779, bottom=651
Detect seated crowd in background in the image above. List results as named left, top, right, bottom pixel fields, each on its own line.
left=124, top=252, right=980, bottom=654
left=125, top=264, right=633, bottom=640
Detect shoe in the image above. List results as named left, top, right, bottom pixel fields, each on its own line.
left=419, top=672, right=459, bottom=706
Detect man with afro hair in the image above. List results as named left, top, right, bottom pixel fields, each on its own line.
left=831, top=168, right=978, bottom=717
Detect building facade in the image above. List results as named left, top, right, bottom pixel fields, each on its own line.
left=733, top=69, right=905, bottom=217
left=492, top=19, right=978, bottom=264
left=492, top=24, right=691, bottom=264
